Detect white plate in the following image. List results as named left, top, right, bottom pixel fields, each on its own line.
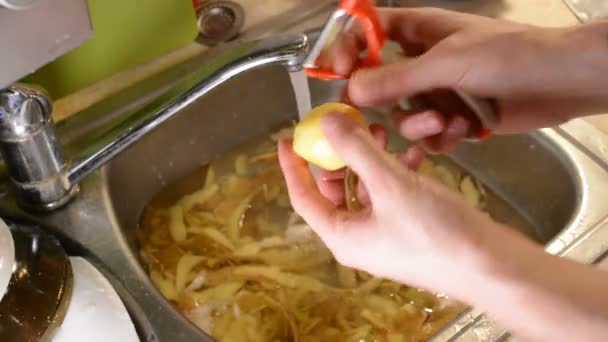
left=0, top=218, right=15, bottom=301
left=52, top=257, right=139, bottom=342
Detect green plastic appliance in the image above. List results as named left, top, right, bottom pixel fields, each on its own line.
left=23, top=0, right=199, bottom=99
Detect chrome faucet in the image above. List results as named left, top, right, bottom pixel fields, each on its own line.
left=0, top=34, right=309, bottom=211
left=0, top=85, right=76, bottom=210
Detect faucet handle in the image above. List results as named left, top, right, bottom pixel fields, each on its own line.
left=0, top=84, right=52, bottom=141
left=0, top=84, right=76, bottom=211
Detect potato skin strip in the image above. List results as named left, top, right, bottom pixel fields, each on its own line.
left=226, top=190, right=258, bottom=242
left=189, top=226, right=235, bottom=251
left=176, top=255, right=206, bottom=292
left=168, top=205, right=187, bottom=243
left=191, top=281, right=244, bottom=303
left=179, top=183, right=220, bottom=213
left=150, top=270, right=178, bottom=301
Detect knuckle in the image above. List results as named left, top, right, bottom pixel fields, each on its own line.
left=348, top=80, right=369, bottom=104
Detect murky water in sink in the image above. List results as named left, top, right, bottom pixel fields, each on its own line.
left=136, top=123, right=540, bottom=341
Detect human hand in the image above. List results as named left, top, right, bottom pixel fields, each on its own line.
left=278, top=112, right=517, bottom=297
left=329, top=8, right=608, bottom=151
left=314, top=122, right=427, bottom=207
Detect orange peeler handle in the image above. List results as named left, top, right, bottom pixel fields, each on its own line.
left=340, top=0, right=385, bottom=69
left=304, top=0, right=385, bottom=80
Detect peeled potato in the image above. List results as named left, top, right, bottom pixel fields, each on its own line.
left=293, top=103, right=367, bottom=170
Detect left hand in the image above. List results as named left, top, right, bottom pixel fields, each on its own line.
left=278, top=112, right=519, bottom=297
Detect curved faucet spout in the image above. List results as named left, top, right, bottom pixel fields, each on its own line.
left=67, top=33, right=309, bottom=186
left=0, top=34, right=309, bottom=210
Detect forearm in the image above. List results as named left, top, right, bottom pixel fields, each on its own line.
left=462, top=225, right=608, bottom=341
left=554, top=20, right=608, bottom=116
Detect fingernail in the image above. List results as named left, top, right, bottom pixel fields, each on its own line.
left=415, top=113, right=443, bottom=134
left=401, top=145, right=426, bottom=170
left=333, top=60, right=350, bottom=76
left=446, top=116, right=468, bottom=136
left=321, top=112, right=353, bottom=132
left=278, top=137, right=294, bottom=147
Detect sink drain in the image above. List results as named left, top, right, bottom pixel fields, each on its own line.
left=196, top=1, right=245, bottom=46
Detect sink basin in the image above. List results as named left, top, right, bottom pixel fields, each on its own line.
left=51, top=64, right=606, bottom=341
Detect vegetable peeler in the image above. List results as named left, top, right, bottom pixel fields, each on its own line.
left=302, top=0, right=498, bottom=141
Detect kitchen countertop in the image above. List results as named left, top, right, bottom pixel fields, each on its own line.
left=53, top=0, right=608, bottom=134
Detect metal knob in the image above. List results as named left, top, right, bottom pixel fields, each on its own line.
left=0, top=84, right=77, bottom=211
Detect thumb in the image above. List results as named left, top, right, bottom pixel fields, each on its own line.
left=348, top=55, right=455, bottom=106
left=320, top=112, right=398, bottom=193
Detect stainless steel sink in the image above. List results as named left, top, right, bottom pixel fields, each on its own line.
left=0, top=58, right=604, bottom=341
left=108, top=69, right=608, bottom=342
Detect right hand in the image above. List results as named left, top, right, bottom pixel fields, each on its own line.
left=330, top=8, right=608, bottom=151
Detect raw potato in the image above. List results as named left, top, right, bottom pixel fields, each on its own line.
left=293, top=103, right=367, bottom=171
left=137, top=128, right=488, bottom=342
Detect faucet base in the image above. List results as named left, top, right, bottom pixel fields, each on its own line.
left=16, top=179, right=79, bottom=212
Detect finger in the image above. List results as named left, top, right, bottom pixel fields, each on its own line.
left=356, top=123, right=388, bottom=206
left=347, top=8, right=468, bottom=56
left=424, top=116, right=470, bottom=152
left=318, top=168, right=346, bottom=181
left=318, top=178, right=345, bottom=206
left=392, top=109, right=446, bottom=141
left=330, top=32, right=365, bottom=77
left=344, top=8, right=481, bottom=106
left=278, top=138, right=336, bottom=230
left=356, top=180, right=371, bottom=207
left=317, top=124, right=388, bottom=207
left=317, top=125, right=388, bottom=182
left=398, top=144, right=427, bottom=170
left=321, top=113, right=398, bottom=193
left=349, top=56, right=455, bottom=106
left=369, top=123, right=389, bottom=150
left=380, top=8, right=469, bottom=48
